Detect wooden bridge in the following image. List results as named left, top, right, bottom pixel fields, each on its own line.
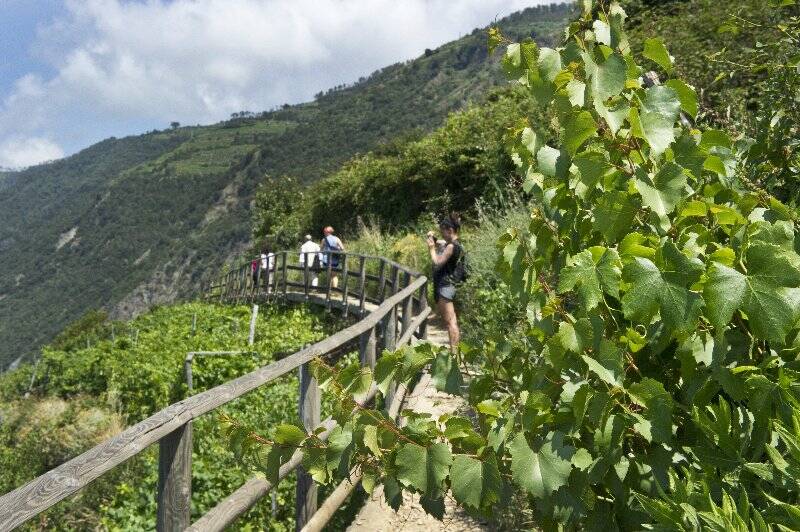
left=0, top=251, right=431, bottom=531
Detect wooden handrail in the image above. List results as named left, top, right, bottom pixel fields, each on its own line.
left=0, top=251, right=429, bottom=532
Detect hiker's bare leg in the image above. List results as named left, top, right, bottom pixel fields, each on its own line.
left=331, top=272, right=339, bottom=289
left=437, top=298, right=460, bottom=351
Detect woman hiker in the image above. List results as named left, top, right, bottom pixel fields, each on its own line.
left=426, top=213, right=465, bottom=352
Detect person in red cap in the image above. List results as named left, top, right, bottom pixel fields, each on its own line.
left=320, top=226, right=345, bottom=288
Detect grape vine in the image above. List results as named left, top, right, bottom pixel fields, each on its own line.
left=228, top=1, right=800, bottom=529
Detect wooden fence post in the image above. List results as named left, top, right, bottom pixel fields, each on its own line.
left=303, top=251, right=310, bottom=299
left=341, top=254, right=350, bottom=317
left=157, top=423, right=192, bottom=531
left=282, top=251, right=288, bottom=298
left=382, top=270, right=399, bottom=409
left=248, top=305, right=258, bottom=346
left=357, top=256, right=367, bottom=317
left=359, top=326, right=377, bottom=370
left=418, top=281, right=429, bottom=340
left=376, top=260, right=387, bottom=303
left=401, top=272, right=413, bottom=338
left=296, top=362, right=320, bottom=531
left=271, top=255, right=279, bottom=297
left=324, top=253, right=333, bottom=310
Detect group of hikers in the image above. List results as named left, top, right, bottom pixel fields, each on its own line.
left=251, top=215, right=465, bottom=352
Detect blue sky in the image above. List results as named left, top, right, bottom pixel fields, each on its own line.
left=0, top=0, right=556, bottom=169
left=0, top=1, right=63, bottom=95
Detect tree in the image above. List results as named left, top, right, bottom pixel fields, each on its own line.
left=170, top=121, right=180, bottom=130
left=251, top=175, right=304, bottom=248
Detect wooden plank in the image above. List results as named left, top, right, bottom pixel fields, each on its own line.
left=157, top=423, right=192, bottom=532
left=396, top=307, right=431, bottom=348
left=418, top=281, right=429, bottom=340
left=187, top=420, right=336, bottom=532
left=359, top=326, right=377, bottom=370
left=357, top=256, right=367, bottom=317
left=303, top=249, right=310, bottom=299
left=271, top=254, right=279, bottom=297
left=248, top=305, right=258, bottom=346
left=282, top=251, right=289, bottom=298
left=376, top=260, right=386, bottom=303
left=296, top=362, right=320, bottom=531
left=324, top=252, right=333, bottom=309
left=401, top=272, right=412, bottom=337
left=0, top=276, right=426, bottom=530
left=340, top=254, right=349, bottom=318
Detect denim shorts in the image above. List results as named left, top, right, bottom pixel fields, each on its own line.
left=436, top=284, right=456, bottom=302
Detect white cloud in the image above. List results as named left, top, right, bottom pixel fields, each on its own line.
left=0, top=136, right=64, bottom=169
left=0, top=0, right=556, bottom=166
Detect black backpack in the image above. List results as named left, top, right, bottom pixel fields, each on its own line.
left=451, top=242, right=470, bottom=284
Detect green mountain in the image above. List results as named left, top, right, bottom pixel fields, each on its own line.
left=0, top=4, right=575, bottom=368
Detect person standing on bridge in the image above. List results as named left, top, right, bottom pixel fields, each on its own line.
left=299, top=234, right=321, bottom=288
left=427, top=213, right=466, bottom=352
left=320, top=226, right=345, bottom=289
left=261, top=246, right=275, bottom=294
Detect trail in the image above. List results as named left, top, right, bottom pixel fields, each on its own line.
left=347, top=318, right=489, bottom=532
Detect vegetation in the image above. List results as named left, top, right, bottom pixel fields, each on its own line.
left=0, top=302, right=375, bottom=530
left=227, top=1, right=800, bottom=530
left=0, top=4, right=574, bottom=371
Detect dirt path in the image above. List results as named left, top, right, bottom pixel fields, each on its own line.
left=346, top=319, right=490, bottom=532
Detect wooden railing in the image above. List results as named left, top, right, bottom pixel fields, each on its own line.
left=0, top=251, right=430, bottom=532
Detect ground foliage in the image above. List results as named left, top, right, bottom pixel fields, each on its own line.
left=227, top=2, right=800, bottom=529
left=0, top=302, right=363, bottom=531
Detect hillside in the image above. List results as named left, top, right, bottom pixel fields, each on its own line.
left=0, top=4, right=575, bottom=369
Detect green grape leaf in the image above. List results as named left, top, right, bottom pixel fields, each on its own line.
left=450, top=454, right=502, bottom=511
left=643, top=38, right=674, bottom=73
left=563, top=110, right=598, bottom=155
left=395, top=442, right=452, bottom=498
left=384, top=476, right=403, bottom=511
left=634, top=162, right=688, bottom=218
left=338, top=363, right=373, bottom=396
left=509, top=431, right=574, bottom=498
left=558, top=247, right=621, bottom=310
left=430, top=350, right=464, bottom=394
left=593, top=190, right=641, bottom=243
left=581, top=338, right=624, bottom=387
left=420, top=495, right=446, bottom=520
left=363, top=425, right=382, bottom=457
left=665, top=79, right=698, bottom=119
left=634, top=85, right=681, bottom=155
left=264, top=443, right=297, bottom=485
left=361, top=470, right=377, bottom=495
left=374, top=351, right=401, bottom=395
left=274, top=424, right=306, bottom=445
left=595, top=98, right=630, bottom=135
left=628, top=378, right=673, bottom=443
left=704, top=244, right=800, bottom=343
left=584, top=51, right=627, bottom=102
left=566, top=79, right=586, bottom=107
left=673, top=133, right=705, bottom=179
left=538, top=145, right=570, bottom=178
left=572, top=151, right=612, bottom=192
left=593, top=20, right=612, bottom=46
left=622, top=242, right=704, bottom=334
left=538, top=47, right=563, bottom=82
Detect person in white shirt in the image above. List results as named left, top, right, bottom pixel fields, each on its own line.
left=299, top=234, right=321, bottom=287
left=261, top=247, right=275, bottom=293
